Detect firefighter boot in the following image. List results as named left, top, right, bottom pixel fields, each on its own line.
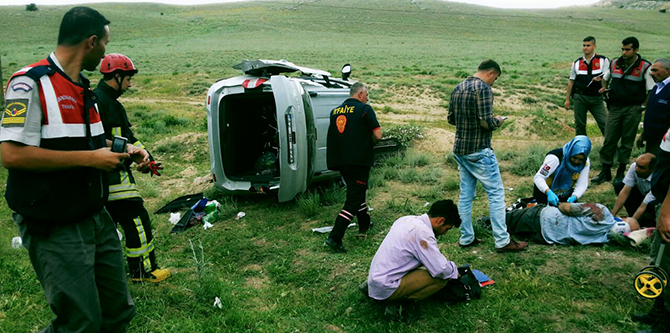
left=132, top=268, right=171, bottom=283
left=591, top=164, right=612, bottom=184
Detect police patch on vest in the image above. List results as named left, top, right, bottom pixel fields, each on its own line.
left=2, top=99, right=28, bottom=127
left=11, top=82, right=32, bottom=92
left=661, top=129, right=670, bottom=153
left=336, top=115, right=347, bottom=134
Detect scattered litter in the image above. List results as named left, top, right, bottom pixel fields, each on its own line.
left=423, top=202, right=430, bottom=207
left=11, top=236, right=22, bottom=249
left=203, top=221, right=214, bottom=230
left=236, top=212, right=246, bottom=220
left=507, top=187, right=514, bottom=191
left=368, top=206, right=374, bottom=212
left=117, top=229, right=123, bottom=241
left=169, top=213, right=181, bottom=225
left=312, top=223, right=356, bottom=234
left=213, top=297, right=222, bottom=309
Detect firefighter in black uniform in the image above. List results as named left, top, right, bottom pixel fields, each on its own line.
left=325, top=82, right=382, bottom=253
left=95, top=53, right=170, bottom=282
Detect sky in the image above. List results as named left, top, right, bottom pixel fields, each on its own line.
left=0, top=0, right=602, bottom=9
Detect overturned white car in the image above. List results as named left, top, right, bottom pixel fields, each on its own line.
left=206, top=60, right=355, bottom=202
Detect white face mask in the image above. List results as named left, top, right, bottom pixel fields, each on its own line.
left=610, top=220, right=631, bottom=235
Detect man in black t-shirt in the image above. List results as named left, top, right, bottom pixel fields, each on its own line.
left=325, top=82, right=382, bottom=253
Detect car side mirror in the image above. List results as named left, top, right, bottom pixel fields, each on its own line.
left=341, top=63, right=351, bottom=81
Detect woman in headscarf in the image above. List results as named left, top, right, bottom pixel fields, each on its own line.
left=533, top=135, right=592, bottom=206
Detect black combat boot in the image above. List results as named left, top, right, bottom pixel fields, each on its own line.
left=634, top=299, right=670, bottom=333
left=591, top=164, right=612, bottom=184
left=614, top=163, right=627, bottom=184
left=632, top=298, right=664, bottom=326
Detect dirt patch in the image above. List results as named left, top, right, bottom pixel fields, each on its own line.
left=159, top=177, right=211, bottom=201
left=245, top=276, right=269, bottom=289
left=414, top=127, right=454, bottom=155
left=324, top=324, right=344, bottom=332
left=371, top=85, right=447, bottom=124
left=327, top=262, right=351, bottom=280
left=180, top=166, right=198, bottom=178
left=243, top=264, right=263, bottom=272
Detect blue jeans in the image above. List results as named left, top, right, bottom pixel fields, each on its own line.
left=454, top=148, right=510, bottom=249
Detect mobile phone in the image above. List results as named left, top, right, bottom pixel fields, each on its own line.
left=111, top=136, right=128, bottom=153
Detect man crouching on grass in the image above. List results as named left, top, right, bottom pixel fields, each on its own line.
left=362, top=200, right=461, bottom=321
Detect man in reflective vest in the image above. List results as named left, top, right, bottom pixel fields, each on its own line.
left=592, top=36, right=655, bottom=185
left=95, top=53, right=170, bottom=283
left=564, top=36, right=609, bottom=137
left=0, top=7, right=138, bottom=332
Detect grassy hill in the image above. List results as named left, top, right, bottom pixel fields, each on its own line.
left=1, top=1, right=670, bottom=332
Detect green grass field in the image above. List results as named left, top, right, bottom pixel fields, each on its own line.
left=1, top=1, right=670, bottom=332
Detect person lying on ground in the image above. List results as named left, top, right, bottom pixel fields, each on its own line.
left=500, top=202, right=639, bottom=245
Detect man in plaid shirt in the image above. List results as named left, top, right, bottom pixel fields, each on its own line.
left=448, top=59, right=528, bottom=252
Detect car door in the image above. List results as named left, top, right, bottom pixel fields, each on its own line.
left=271, top=75, right=309, bottom=202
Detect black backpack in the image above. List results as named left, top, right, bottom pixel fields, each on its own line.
left=433, top=264, right=482, bottom=303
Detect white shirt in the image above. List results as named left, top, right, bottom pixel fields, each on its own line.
left=654, top=76, right=670, bottom=95
left=534, top=154, right=590, bottom=198
left=622, top=162, right=656, bottom=204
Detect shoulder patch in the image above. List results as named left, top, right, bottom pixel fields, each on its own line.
left=11, top=82, right=32, bottom=92
left=2, top=99, right=29, bottom=128
left=661, top=130, right=670, bottom=153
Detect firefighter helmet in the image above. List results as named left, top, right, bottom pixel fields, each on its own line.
left=100, top=53, right=138, bottom=75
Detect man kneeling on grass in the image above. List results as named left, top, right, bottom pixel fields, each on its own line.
left=501, top=202, right=639, bottom=245
left=363, top=200, right=461, bottom=321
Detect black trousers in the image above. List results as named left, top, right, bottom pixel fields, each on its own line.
left=328, top=165, right=371, bottom=243
left=504, top=205, right=548, bottom=244
left=106, top=200, right=158, bottom=276
left=613, top=182, right=656, bottom=228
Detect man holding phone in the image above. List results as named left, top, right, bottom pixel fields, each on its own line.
left=95, top=53, right=170, bottom=283
left=448, top=59, right=527, bottom=252
left=0, top=7, right=137, bottom=332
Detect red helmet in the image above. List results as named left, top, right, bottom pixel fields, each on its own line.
left=100, top=53, right=138, bottom=75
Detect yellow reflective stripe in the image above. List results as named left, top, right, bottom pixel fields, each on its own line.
left=135, top=216, right=148, bottom=247
left=132, top=140, right=146, bottom=150
left=125, top=240, right=155, bottom=257
left=119, top=169, right=132, bottom=185
left=143, top=255, right=151, bottom=270
left=109, top=183, right=138, bottom=191
left=125, top=216, right=152, bottom=258
left=112, top=126, right=122, bottom=137
left=108, top=190, right=142, bottom=201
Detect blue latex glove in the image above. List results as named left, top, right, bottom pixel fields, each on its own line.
left=546, top=190, right=559, bottom=206
left=567, top=195, right=577, bottom=203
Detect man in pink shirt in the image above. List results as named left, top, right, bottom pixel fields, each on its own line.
left=365, top=200, right=461, bottom=320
